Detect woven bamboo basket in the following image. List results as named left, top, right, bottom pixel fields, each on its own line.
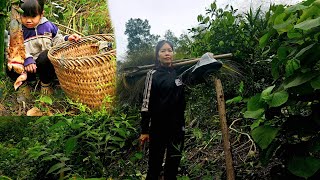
left=48, top=34, right=116, bottom=109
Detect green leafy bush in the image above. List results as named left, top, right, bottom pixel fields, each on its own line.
left=245, top=0, right=320, bottom=178
left=0, top=110, right=144, bottom=179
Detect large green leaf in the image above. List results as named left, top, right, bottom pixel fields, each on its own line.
left=269, top=90, right=289, bottom=107
left=283, top=71, right=317, bottom=89
left=251, top=125, right=279, bottom=150
left=294, top=16, right=320, bottom=30
left=247, top=93, right=265, bottom=111
left=288, top=156, right=320, bottom=179
left=273, top=13, right=295, bottom=33
left=244, top=109, right=265, bottom=119
left=311, top=76, right=320, bottom=89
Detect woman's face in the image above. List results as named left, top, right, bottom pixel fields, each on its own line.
left=158, top=43, right=173, bottom=66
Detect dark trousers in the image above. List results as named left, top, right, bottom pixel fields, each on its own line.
left=6, top=50, right=56, bottom=84
left=146, top=128, right=185, bottom=180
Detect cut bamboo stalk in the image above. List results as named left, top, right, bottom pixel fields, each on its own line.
left=8, top=4, right=27, bottom=90
left=214, top=77, right=235, bottom=180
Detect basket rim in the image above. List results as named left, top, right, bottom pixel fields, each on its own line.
left=48, top=34, right=115, bottom=61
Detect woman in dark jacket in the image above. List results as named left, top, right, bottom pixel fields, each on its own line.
left=139, top=40, right=186, bottom=180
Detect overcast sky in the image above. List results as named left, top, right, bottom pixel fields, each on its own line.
left=108, top=0, right=302, bottom=59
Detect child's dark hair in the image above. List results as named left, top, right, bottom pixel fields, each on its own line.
left=155, top=40, right=174, bottom=67
left=21, top=0, right=45, bottom=17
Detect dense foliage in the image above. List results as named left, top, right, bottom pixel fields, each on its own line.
left=44, top=0, right=112, bottom=35
left=245, top=0, right=320, bottom=178
left=2, top=0, right=320, bottom=179
left=0, top=111, right=144, bottom=179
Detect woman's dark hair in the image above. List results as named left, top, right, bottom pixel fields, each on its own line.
left=21, top=0, right=45, bottom=17
left=155, top=40, right=174, bottom=67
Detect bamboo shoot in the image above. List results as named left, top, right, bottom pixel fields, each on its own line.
left=8, top=4, right=27, bottom=90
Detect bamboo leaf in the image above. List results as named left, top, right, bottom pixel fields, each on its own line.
left=35, top=116, right=50, bottom=124
left=49, top=120, right=67, bottom=131
left=110, top=136, right=124, bottom=142
left=111, top=128, right=127, bottom=138
left=47, top=162, right=65, bottom=174
left=55, top=167, right=72, bottom=175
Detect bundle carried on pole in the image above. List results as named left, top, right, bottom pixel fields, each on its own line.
left=122, top=53, right=233, bottom=77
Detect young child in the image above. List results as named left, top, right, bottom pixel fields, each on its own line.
left=7, top=0, right=80, bottom=99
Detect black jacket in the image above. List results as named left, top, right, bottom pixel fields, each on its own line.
left=141, top=66, right=186, bottom=134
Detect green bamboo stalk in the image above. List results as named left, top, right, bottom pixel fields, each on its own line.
left=0, top=0, right=8, bottom=75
